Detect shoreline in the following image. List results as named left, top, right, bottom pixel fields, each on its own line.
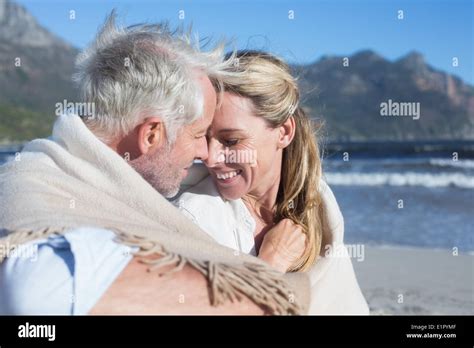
left=352, top=246, right=474, bottom=315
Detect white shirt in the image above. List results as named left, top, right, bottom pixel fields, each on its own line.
left=176, top=175, right=257, bottom=256
left=175, top=174, right=370, bottom=315
left=0, top=228, right=135, bottom=315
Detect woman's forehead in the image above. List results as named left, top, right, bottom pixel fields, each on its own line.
left=213, top=93, right=258, bottom=127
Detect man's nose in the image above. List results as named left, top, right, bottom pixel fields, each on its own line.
left=203, top=139, right=222, bottom=168
left=195, top=136, right=209, bottom=162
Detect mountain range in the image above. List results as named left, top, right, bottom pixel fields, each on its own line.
left=0, top=0, right=473, bottom=143
left=295, top=50, right=474, bottom=141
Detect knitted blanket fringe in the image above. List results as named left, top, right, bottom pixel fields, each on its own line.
left=0, top=227, right=301, bottom=315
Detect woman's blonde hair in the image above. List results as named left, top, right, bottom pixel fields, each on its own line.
left=223, top=50, right=324, bottom=272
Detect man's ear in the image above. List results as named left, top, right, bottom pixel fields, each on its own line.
left=137, top=117, right=166, bottom=155
left=277, top=116, right=296, bottom=149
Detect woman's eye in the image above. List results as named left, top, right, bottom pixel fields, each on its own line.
left=223, top=139, right=239, bottom=146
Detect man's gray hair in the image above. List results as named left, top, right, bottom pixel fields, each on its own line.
left=73, top=11, right=235, bottom=144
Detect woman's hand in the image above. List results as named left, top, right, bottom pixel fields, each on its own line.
left=258, top=219, right=307, bottom=272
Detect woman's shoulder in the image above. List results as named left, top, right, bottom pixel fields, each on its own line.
left=177, top=175, right=223, bottom=205
left=174, top=175, right=228, bottom=222
left=319, top=178, right=344, bottom=244
left=174, top=176, right=246, bottom=249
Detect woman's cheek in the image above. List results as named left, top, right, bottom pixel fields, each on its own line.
left=233, top=142, right=258, bottom=167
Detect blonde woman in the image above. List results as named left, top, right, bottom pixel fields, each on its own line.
left=176, top=51, right=369, bottom=314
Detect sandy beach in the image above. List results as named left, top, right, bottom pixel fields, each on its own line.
left=352, top=246, right=474, bottom=315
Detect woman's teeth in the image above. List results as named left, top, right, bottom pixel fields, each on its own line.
left=216, top=170, right=242, bottom=180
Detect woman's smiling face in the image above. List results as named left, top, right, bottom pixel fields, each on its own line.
left=204, top=92, right=283, bottom=201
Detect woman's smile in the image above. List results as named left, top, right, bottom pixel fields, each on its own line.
left=215, top=169, right=243, bottom=181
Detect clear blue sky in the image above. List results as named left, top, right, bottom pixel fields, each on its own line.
left=16, top=0, right=473, bottom=84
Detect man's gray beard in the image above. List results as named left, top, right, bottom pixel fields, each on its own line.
left=130, top=145, right=181, bottom=199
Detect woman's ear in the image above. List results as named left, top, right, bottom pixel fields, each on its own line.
left=137, top=117, right=166, bottom=155
left=277, top=116, right=296, bottom=149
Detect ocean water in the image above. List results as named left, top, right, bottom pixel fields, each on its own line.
left=0, top=152, right=15, bottom=164
left=1, top=150, right=472, bottom=252
left=323, top=156, right=474, bottom=252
